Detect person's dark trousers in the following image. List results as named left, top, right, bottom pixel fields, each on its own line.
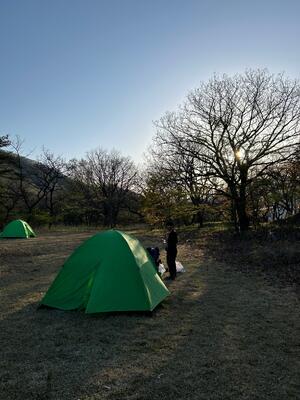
left=167, top=250, right=177, bottom=279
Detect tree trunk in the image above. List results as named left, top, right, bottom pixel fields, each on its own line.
left=231, top=198, right=239, bottom=232
left=195, top=211, right=204, bottom=228
left=235, top=169, right=250, bottom=232
left=103, top=202, right=113, bottom=227
left=236, top=183, right=249, bottom=231
left=236, top=199, right=250, bottom=231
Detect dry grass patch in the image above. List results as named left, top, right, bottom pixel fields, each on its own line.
left=1, top=227, right=300, bottom=399
left=204, top=225, right=300, bottom=290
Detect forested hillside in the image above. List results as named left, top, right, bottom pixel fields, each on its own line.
left=0, top=138, right=142, bottom=228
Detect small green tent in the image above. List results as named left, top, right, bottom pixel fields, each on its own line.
left=41, top=230, right=170, bottom=313
left=0, top=219, right=36, bottom=238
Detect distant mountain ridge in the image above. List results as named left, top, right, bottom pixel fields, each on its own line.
left=0, top=149, right=47, bottom=183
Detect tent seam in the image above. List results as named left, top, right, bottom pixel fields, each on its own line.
left=117, top=231, right=152, bottom=310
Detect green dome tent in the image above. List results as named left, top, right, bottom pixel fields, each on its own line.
left=0, top=219, right=36, bottom=238
left=41, top=230, right=170, bottom=313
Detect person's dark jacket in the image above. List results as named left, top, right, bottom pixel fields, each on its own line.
left=166, top=230, right=178, bottom=253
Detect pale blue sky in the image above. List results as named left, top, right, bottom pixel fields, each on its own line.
left=0, top=0, right=299, bottom=162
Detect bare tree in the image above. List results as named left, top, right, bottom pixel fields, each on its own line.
left=0, top=135, right=10, bottom=147
left=8, top=139, right=65, bottom=221
left=66, top=158, right=102, bottom=225
left=39, top=149, right=66, bottom=227
left=266, top=158, right=300, bottom=219
left=0, top=135, right=19, bottom=225
left=154, top=70, right=300, bottom=231
left=69, top=149, right=138, bottom=227
left=147, top=143, right=217, bottom=226
left=0, top=134, right=12, bottom=175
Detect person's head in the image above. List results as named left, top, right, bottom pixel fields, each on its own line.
left=166, top=221, right=174, bottom=232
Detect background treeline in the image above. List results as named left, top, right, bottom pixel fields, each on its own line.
left=0, top=138, right=142, bottom=228
left=1, top=70, right=299, bottom=231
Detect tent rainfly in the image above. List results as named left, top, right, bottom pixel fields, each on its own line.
left=41, top=230, right=170, bottom=313
left=0, top=219, right=36, bottom=239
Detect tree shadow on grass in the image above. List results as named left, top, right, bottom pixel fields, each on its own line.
left=101, top=263, right=300, bottom=400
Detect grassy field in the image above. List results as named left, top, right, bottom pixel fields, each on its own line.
left=0, top=226, right=299, bottom=399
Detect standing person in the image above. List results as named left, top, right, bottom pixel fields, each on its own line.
left=165, top=221, right=178, bottom=280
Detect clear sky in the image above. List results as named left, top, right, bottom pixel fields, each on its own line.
left=0, top=0, right=299, bottom=163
